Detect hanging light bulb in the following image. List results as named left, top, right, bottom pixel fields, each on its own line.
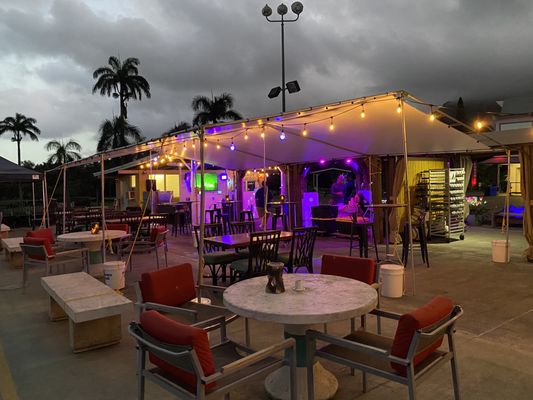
left=244, top=129, right=249, bottom=140
left=173, top=151, right=178, bottom=156
left=329, top=117, right=334, bottom=131
left=183, top=143, right=187, bottom=151
left=360, top=106, right=366, bottom=119
left=279, top=125, right=286, bottom=141
left=396, top=102, right=402, bottom=114
left=230, top=141, right=236, bottom=151
left=302, top=123, right=308, bottom=136
left=475, top=120, right=484, bottom=130
left=204, top=140, right=207, bottom=148
left=429, top=113, right=436, bottom=122
left=216, top=141, right=221, bottom=150
left=140, top=165, right=144, bottom=169
left=192, top=140, right=196, bottom=149
left=261, top=126, right=265, bottom=139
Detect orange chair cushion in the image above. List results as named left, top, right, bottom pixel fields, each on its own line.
left=139, top=263, right=196, bottom=306
left=140, top=310, right=216, bottom=391
left=106, top=223, right=129, bottom=234
left=26, top=228, right=55, bottom=244
left=23, top=237, right=55, bottom=260
left=320, top=254, right=375, bottom=285
left=390, top=296, right=453, bottom=375
left=150, top=225, right=166, bottom=244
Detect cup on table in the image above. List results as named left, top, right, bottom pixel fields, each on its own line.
left=294, top=279, right=304, bottom=291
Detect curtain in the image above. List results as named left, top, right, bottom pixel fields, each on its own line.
left=287, top=164, right=305, bottom=227
left=519, top=145, right=533, bottom=261
left=235, top=170, right=245, bottom=215
left=459, top=155, right=473, bottom=193
left=369, top=156, right=384, bottom=243
left=389, top=158, right=406, bottom=242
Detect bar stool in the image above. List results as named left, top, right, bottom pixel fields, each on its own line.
left=401, top=221, right=429, bottom=267
left=240, top=210, right=254, bottom=222
left=271, top=206, right=289, bottom=231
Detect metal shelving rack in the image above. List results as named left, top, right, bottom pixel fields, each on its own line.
left=416, top=168, right=465, bottom=241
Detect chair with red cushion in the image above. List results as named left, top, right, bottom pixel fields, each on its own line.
left=306, top=297, right=463, bottom=400
left=321, top=254, right=381, bottom=332
left=136, top=263, right=238, bottom=327
left=20, top=237, right=88, bottom=286
left=120, top=225, right=168, bottom=271
left=26, top=228, right=56, bottom=244
left=129, top=310, right=297, bottom=399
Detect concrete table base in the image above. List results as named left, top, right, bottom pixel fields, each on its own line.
left=69, top=315, right=122, bottom=353
left=265, top=362, right=338, bottom=400
left=7, top=252, right=22, bottom=268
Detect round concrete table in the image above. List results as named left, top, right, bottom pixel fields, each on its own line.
left=223, top=274, right=377, bottom=400
left=57, top=230, right=128, bottom=266
left=0, top=224, right=11, bottom=249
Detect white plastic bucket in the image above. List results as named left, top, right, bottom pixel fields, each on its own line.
left=492, top=240, right=510, bottom=263
left=103, top=261, right=126, bottom=290
left=380, top=264, right=404, bottom=298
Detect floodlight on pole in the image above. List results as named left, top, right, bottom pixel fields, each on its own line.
left=262, top=2, right=304, bottom=112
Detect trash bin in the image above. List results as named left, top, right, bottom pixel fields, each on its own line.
left=492, top=240, right=510, bottom=263
left=103, top=261, right=126, bottom=290
left=380, top=264, right=404, bottom=298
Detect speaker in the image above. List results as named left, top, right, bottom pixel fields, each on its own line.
left=145, top=179, right=156, bottom=191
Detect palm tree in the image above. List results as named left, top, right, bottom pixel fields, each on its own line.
left=92, top=56, right=151, bottom=120
left=46, top=140, right=82, bottom=165
left=97, top=116, right=144, bottom=152
left=191, top=92, right=242, bottom=126
left=0, top=113, right=41, bottom=165
left=162, top=121, right=191, bottom=136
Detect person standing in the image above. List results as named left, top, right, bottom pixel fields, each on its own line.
left=255, top=181, right=273, bottom=229
left=330, top=174, right=345, bottom=205
left=343, top=175, right=356, bottom=204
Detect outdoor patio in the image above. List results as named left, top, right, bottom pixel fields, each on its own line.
left=1, top=225, right=532, bottom=400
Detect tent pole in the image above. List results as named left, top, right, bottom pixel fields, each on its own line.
left=32, top=182, right=36, bottom=227
left=45, top=172, right=50, bottom=228
left=101, top=154, right=106, bottom=263
left=400, top=95, right=416, bottom=295
left=62, top=166, right=66, bottom=234
left=505, top=149, right=511, bottom=262
left=41, top=179, right=46, bottom=228
left=197, top=129, right=206, bottom=301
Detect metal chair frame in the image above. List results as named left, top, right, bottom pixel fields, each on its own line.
left=284, top=227, right=317, bottom=273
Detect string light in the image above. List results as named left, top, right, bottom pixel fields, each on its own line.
left=183, top=143, right=187, bottom=151
left=475, top=120, right=484, bottom=130
left=244, top=129, right=249, bottom=140
left=329, top=117, right=334, bottom=131
left=173, top=151, right=178, bottom=156
left=302, top=123, right=308, bottom=136
left=216, top=141, right=221, bottom=150
left=261, top=126, right=265, bottom=139
left=178, top=162, right=183, bottom=167
left=396, top=102, right=402, bottom=114
left=360, top=106, right=366, bottom=119
left=230, top=141, right=236, bottom=151
left=204, top=140, right=207, bottom=148
left=279, top=125, right=286, bottom=141
left=140, top=165, right=144, bottom=169
left=429, top=113, right=436, bottom=122
left=192, top=140, right=196, bottom=149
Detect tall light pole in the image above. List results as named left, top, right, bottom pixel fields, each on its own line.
left=262, top=2, right=303, bottom=112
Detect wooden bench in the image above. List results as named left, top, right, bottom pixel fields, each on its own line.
left=1, top=237, right=23, bottom=268
left=41, top=272, right=132, bottom=353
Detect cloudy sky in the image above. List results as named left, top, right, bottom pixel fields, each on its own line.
left=1, top=0, right=533, bottom=164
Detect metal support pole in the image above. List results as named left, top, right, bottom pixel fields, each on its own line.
left=101, top=154, right=106, bottom=263
left=31, top=182, right=36, bottom=227
left=400, top=96, right=416, bottom=295
left=197, top=130, right=206, bottom=300
left=62, top=166, right=66, bottom=234
left=505, top=149, right=511, bottom=262
left=281, top=15, right=286, bottom=112
left=45, top=172, right=50, bottom=228
left=41, top=180, right=46, bottom=228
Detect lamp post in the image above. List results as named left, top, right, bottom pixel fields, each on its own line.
left=262, top=2, right=303, bottom=112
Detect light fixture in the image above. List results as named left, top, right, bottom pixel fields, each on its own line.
left=192, top=141, right=196, bottom=148
left=204, top=140, right=207, bottom=148
left=244, top=129, right=249, bottom=140
left=429, top=113, right=436, bottom=121
left=230, top=141, right=236, bottom=151
left=286, top=80, right=300, bottom=93
left=261, top=126, right=265, bottom=139
left=279, top=125, right=286, bottom=141
left=360, top=106, right=366, bottom=119
left=268, top=86, right=282, bottom=99
left=319, top=158, right=326, bottom=165
left=302, top=123, right=308, bottom=136
left=178, top=162, right=183, bottom=167
left=345, top=158, right=352, bottom=164
left=329, top=117, right=334, bottom=131
left=475, top=120, right=484, bottom=130
left=183, top=143, right=187, bottom=150
left=396, top=103, right=402, bottom=114
left=173, top=151, right=178, bottom=156
left=140, top=165, right=144, bottom=169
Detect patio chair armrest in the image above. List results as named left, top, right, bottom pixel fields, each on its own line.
left=141, top=302, right=198, bottom=319
left=197, top=284, right=226, bottom=293
left=306, top=329, right=390, bottom=359
left=55, top=248, right=88, bottom=257
left=368, top=308, right=401, bottom=320
left=192, top=315, right=227, bottom=332
left=419, top=306, right=464, bottom=336
left=204, top=338, right=295, bottom=382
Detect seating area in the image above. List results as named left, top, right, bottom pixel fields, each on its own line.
left=1, top=224, right=533, bottom=400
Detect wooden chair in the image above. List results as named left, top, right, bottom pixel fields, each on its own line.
left=120, top=226, right=168, bottom=271
left=20, top=239, right=88, bottom=287
left=193, top=224, right=242, bottom=285
left=229, top=230, right=281, bottom=282
left=229, top=221, right=255, bottom=234
left=277, top=227, right=317, bottom=273
left=129, top=310, right=297, bottom=400
left=239, top=210, right=254, bottom=222
left=306, top=297, right=463, bottom=400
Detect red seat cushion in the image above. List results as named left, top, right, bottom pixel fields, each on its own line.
left=150, top=225, right=166, bottom=244
left=321, top=254, right=375, bottom=285
left=23, top=237, right=55, bottom=260
left=106, top=223, right=129, bottom=234
left=140, top=310, right=216, bottom=391
left=139, top=263, right=196, bottom=306
left=390, top=296, right=453, bottom=375
left=27, top=228, right=55, bottom=245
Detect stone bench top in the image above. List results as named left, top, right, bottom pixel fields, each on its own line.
left=41, top=272, right=132, bottom=323
left=1, top=224, right=11, bottom=232
left=1, top=237, right=23, bottom=252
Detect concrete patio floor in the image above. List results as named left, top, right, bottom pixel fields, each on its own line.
left=1, top=225, right=532, bottom=399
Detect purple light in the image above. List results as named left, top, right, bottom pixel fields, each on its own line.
left=319, top=158, right=326, bottom=165
left=220, top=173, right=228, bottom=181
left=230, top=142, right=236, bottom=151
left=275, top=116, right=283, bottom=121
left=345, top=158, right=352, bottom=164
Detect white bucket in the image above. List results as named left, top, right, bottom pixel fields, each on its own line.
left=103, top=261, right=126, bottom=290
left=380, top=264, right=404, bottom=298
left=492, top=240, right=510, bottom=263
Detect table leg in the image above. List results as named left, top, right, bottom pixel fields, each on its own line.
left=69, top=314, right=122, bottom=353
left=265, top=325, right=338, bottom=400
